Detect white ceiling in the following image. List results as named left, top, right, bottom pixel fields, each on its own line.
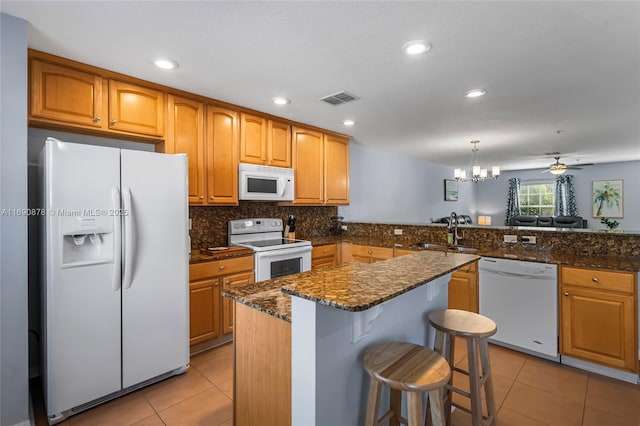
left=3, top=1, right=640, bottom=171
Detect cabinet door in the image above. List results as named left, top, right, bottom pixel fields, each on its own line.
left=108, top=80, right=165, bottom=136
left=30, top=59, right=104, bottom=127
left=268, top=120, right=292, bottom=168
left=239, top=113, right=267, bottom=165
left=222, top=271, right=255, bottom=335
left=448, top=271, right=479, bottom=313
left=189, top=278, right=221, bottom=346
left=167, top=95, right=205, bottom=204
left=292, top=127, right=324, bottom=204
left=324, top=135, right=350, bottom=205
left=561, top=286, right=637, bottom=372
left=206, top=106, right=239, bottom=205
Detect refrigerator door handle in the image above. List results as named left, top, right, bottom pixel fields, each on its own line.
left=122, top=188, right=136, bottom=289
left=112, top=187, right=122, bottom=291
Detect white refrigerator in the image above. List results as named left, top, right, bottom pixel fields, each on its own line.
left=40, top=138, right=189, bottom=424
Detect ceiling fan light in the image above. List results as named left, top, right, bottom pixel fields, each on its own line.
left=550, top=168, right=567, bottom=175
left=480, top=168, right=488, bottom=179
left=492, top=166, right=500, bottom=178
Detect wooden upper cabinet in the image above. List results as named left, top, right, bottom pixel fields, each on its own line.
left=240, top=114, right=292, bottom=168
left=324, top=134, right=350, bottom=205
left=291, top=127, right=349, bottom=205
left=292, top=127, right=324, bottom=204
left=108, top=80, right=165, bottom=137
left=167, top=95, right=205, bottom=204
left=206, top=106, right=239, bottom=205
left=30, top=59, right=104, bottom=127
left=240, top=113, right=267, bottom=165
left=267, top=120, right=292, bottom=168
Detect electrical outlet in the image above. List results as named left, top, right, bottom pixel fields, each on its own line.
left=522, top=236, right=537, bottom=244
left=188, top=218, right=192, bottom=230
left=504, top=235, right=517, bottom=243
left=341, top=225, right=348, bottom=231
left=394, top=229, right=403, bottom=236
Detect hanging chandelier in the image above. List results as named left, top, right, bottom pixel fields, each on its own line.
left=454, top=140, right=500, bottom=182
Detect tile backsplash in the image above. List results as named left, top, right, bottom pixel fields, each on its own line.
left=190, top=203, right=338, bottom=248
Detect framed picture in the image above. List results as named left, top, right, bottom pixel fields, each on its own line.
left=444, top=179, right=458, bottom=201
left=592, top=179, right=623, bottom=218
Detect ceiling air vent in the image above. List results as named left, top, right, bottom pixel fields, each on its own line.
left=319, top=91, right=359, bottom=106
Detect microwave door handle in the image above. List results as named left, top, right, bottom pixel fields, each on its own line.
left=277, top=176, right=285, bottom=196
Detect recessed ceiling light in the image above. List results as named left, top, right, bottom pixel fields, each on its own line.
left=465, top=88, right=487, bottom=98
left=402, top=40, right=431, bottom=55
left=272, top=97, right=291, bottom=105
left=153, top=58, right=179, bottom=70
left=342, top=119, right=356, bottom=126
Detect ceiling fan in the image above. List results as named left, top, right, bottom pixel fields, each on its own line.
left=542, top=156, right=594, bottom=175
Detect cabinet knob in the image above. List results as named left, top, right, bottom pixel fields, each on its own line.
left=214, top=283, right=219, bottom=287
left=224, top=280, right=229, bottom=285
left=563, top=292, right=569, bottom=296
left=269, top=160, right=273, bottom=164
left=367, top=250, right=372, bottom=254
left=219, top=265, right=225, bottom=270
left=592, top=277, right=599, bottom=283
left=93, top=117, right=101, bottom=123
left=110, top=119, right=117, bottom=125
left=262, top=158, right=266, bottom=162
left=199, top=196, right=204, bottom=200
left=323, top=249, right=327, bottom=254
left=210, top=196, right=214, bottom=200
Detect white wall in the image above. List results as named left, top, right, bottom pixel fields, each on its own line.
left=339, top=142, right=476, bottom=224
left=476, top=161, right=640, bottom=230
left=0, top=13, right=30, bottom=426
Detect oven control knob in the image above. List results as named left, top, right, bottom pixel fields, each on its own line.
left=272, top=221, right=278, bottom=226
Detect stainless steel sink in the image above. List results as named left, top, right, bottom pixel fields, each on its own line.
left=448, top=246, right=479, bottom=253
left=410, top=243, right=448, bottom=250
left=410, top=242, right=478, bottom=253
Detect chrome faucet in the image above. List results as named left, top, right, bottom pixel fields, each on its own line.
left=448, top=211, right=463, bottom=245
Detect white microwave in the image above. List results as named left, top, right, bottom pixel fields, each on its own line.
left=238, top=163, right=294, bottom=201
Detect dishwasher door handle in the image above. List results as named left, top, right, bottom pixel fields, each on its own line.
left=481, top=269, right=555, bottom=280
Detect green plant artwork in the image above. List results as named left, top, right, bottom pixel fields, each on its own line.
left=592, top=180, right=623, bottom=218
left=600, top=217, right=620, bottom=231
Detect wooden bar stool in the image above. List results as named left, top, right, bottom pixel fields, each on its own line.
left=428, top=309, right=497, bottom=426
left=363, top=341, right=451, bottom=426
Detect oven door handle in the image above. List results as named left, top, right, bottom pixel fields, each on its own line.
left=257, top=246, right=312, bottom=259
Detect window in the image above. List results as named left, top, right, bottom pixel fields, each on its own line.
left=519, top=182, right=555, bottom=216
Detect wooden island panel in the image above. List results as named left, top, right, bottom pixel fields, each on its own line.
left=234, top=302, right=291, bottom=426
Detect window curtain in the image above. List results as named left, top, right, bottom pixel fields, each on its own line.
left=555, top=174, right=577, bottom=216
left=504, top=177, right=521, bottom=225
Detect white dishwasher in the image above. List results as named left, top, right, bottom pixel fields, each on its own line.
left=479, top=257, right=559, bottom=360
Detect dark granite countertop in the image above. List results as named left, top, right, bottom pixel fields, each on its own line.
left=189, top=246, right=254, bottom=264
left=224, top=250, right=478, bottom=321
left=222, top=235, right=639, bottom=323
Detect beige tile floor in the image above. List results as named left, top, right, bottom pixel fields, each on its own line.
left=34, top=339, right=640, bottom=425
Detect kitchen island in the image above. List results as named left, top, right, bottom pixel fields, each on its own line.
left=224, top=249, right=478, bottom=426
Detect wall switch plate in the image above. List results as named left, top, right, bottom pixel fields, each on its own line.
left=188, top=218, right=192, bottom=230
left=341, top=225, right=348, bottom=231
left=504, top=235, right=517, bottom=243
left=522, top=236, right=537, bottom=244
left=394, top=229, right=403, bottom=235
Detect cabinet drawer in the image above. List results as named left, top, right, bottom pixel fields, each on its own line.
left=351, top=245, right=393, bottom=260
left=560, top=266, right=635, bottom=294
left=312, top=244, right=337, bottom=258
left=190, top=255, right=254, bottom=281
left=457, top=260, right=478, bottom=273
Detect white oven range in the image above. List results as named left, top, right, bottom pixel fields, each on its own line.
left=228, top=218, right=312, bottom=282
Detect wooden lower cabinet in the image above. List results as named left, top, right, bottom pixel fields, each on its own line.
left=350, top=244, right=393, bottom=264
left=189, top=278, right=221, bottom=345
left=235, top=303, right=291, bottom=426
left=222, top=271, right=254, bottom=335
left=311, top=243, right=338, bottom=269
left=559, top=265, right=638, bottom=373
left=448, top=261, right=479, bottom=313
left=189, top=256, right=253, bottom=346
